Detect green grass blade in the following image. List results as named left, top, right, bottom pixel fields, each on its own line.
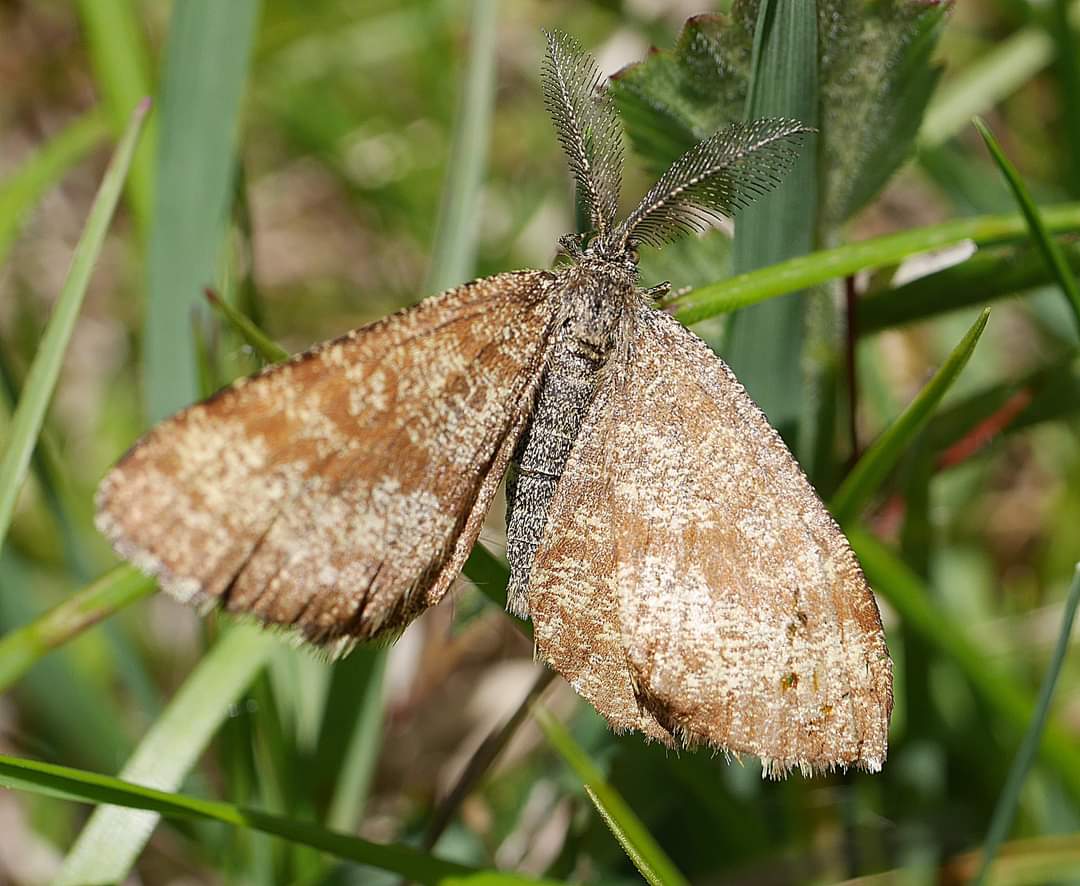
left=74, top=0, right=157, bottom=237
left=849, top=530, right=1080, bottom=805
left=723, top=0, right=818, bottom=439
left=0, top=100, right=149, bottom=548
left=859, top=239, right=1080, bottom=333
left=534, top=707, right=690, bottom=886
left=974, top=564, right=1080, bottom=885
left=205, top=287, right=290, bottom=363
left=0, top=565, right=153, bottom=693
left=144, top=0, right=260, bottom=423
left=55, top=624, right=277, bottom=885
left=0, top=753, right=487, bottom=884
left=0, top=551, right=134, bottom=769
left=830, top=308, right=990, bottom=524
left=0, top=347, right=95, bottom=580
left=322, top=650, right=387, bottom=831
left=669, top=205, right=1080, bottom=326
left=974, top=117, right=1080, bottom=332
left=0, top=109, right=110, bottom=264
left=423, top=0, right=498, bottom=293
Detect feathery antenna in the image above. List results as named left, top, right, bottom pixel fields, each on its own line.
left=541, top=30, right=623, bottom=239
left=614, top=118, right=812, bottom=250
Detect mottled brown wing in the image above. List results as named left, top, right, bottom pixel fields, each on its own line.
left=96, top=271, right=557, bottom=647
left=529, top=307, right=892, bottom=775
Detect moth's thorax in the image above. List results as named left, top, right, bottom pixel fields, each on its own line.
left=555, top=254, right=639, bottom=357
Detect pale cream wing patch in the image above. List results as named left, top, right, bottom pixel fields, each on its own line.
left=608, top=308, right=891, bottom=775
left=525, top=367, right=674, bottom=746
left=96, top=271, right=558, bottom=646
left=528, top=306, right=891, bottom=773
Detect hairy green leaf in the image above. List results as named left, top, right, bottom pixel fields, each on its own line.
left=820, top=0, right=948, bottom=223
left=610, top=1, right=949, bottom=224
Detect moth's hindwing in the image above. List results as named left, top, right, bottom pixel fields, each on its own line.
left=528, top=306, right=892, bottom=776
left=96, top=270, right=557, bottom=647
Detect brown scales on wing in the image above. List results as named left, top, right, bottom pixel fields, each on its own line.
left=95, top=271, right=559, bottom=645
left=528, top=307, right=892, bottom=776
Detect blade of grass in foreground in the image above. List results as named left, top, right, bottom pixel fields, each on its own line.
left=0, top=99, right=149, bottom=549
left=321, top=649, right=388, bottom=832
left=974, top=117, right=1080, bottom=334
left=0, top=565, right=153, bottom=693
left=0, top=753, right=491, bottom=884
left=669, top=204, right=1080, bottom=326
left=0, top=347, right=95, bottom=579
left=534, top=706, right=690, bottom=886
left=830, top=308, right=990, bottom=524
left=55, top=625, right=277, bottom=885
left=974, top=564, right=1080, bottom=886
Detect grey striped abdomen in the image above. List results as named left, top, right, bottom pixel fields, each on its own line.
left=505, top=335, right=601, bottom=618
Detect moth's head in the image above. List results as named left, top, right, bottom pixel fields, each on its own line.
left=557, top=231, right=640, bottom=276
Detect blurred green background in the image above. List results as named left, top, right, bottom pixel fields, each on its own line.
left=3, top=0, right=1080, bottom=883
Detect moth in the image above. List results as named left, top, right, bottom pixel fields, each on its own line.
left=97, top=31, right=892, bottom=777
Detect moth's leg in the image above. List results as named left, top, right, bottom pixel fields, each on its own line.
left=640, top=281, right=671, bottom=302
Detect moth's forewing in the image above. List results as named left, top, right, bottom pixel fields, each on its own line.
left=96, top=271, right=558, bottom=645
left=529, top=307, right=892, bottom=776
left=517, top=404, right=675, bottom=744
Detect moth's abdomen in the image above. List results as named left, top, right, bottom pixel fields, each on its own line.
left=505, top=333, right=604, bottom=617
